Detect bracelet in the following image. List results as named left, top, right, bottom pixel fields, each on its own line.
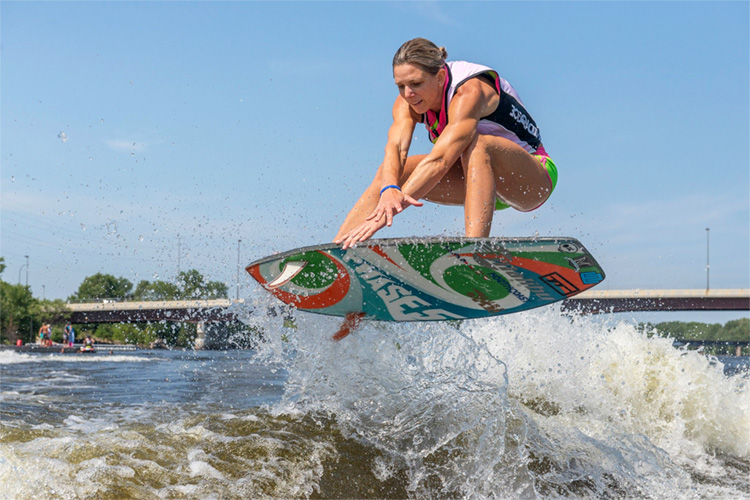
left=379, top=185, right=401, bottom=196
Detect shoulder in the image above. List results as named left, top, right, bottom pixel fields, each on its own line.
left=447, top=60, right=495, bottom=79
left=392, top=95, right=421, bottom=123
left=449, top=74, right=500, bottom=117
left=452, top=77, right=498, bottom=107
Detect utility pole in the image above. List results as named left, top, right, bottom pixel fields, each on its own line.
left=18, top=262, right=26, bottom=285
left=705, top=228, right=710, bottom=291
left=26, top=255, right=31, bottom=341
left=236, top=239, right=242, bottom=301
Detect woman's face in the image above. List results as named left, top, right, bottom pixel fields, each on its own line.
left=393, top=63, right=444, bottom=114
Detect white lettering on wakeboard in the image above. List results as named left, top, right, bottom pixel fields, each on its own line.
left=344, top=252, right=463, bottom=321
left=473, top=255, right=556, bottom=301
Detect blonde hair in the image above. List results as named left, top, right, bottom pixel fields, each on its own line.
left=392, top=38, right=447, bottom=75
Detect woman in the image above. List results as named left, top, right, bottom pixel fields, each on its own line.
left=334, top=38, right=557, bottom=249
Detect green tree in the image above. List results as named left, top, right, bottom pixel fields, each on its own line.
left=132, top=280, right=180, bottom=301
left=70, top=273, right=133, bottom=302
left=94, top=323, right=157, bottom=345
left=0, top=280, right=37, bottom=344
left=652, top=321, right=722, bottom=340
left=723, top=318, right=750, bottom=341
left=176, top=269, right=228, bottom=299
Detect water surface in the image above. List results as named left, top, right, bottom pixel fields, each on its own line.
left=1, top=304, right=748, bottom=499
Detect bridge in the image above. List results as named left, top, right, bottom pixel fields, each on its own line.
left=65, top=299, right=242, bottom=323
left=63, top=289, right=749, bottom=323
left=59, top=289, right=747, bottom=351
left=559, top=288, right=749, bottom=314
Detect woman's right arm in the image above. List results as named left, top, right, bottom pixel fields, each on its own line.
left=334, top=97, right=420, bottom=247
left=369, top=97, right=420, bottom=226
left=380, top=96, right=418, bottom=187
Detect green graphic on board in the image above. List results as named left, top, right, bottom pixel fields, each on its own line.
left=443, top=265, right=511, bottom=300
left=282, top=251, right=337, bottom=289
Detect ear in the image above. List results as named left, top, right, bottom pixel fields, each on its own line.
left=437, top=67, right=447, bottom=87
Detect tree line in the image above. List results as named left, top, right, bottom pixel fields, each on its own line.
left=2, top=257, right=747, bottom=351
left=0, top=257, right=255, bottom=348
left=641, top=319, right=749, bottom=356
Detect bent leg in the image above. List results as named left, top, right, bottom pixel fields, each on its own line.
left=460, top=135, right=497, bottom=237
left=461, top=135, right=552, bottom=236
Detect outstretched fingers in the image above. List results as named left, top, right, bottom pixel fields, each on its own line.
left=339, top=217, right=387, bottom=249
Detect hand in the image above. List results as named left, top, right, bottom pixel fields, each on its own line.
left=334, top=188, right=423, bottom=249
left=337, top=216, right=389, bottom=250
left=366, top=188, right=423, bottom=227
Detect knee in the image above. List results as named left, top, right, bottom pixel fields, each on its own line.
left=459, top=134, right=490, bottom=168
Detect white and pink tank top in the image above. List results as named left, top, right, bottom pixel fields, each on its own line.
left=423, top=61, right=545, bottom=155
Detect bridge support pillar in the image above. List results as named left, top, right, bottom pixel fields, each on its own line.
left=194, top=321, right=206, bottom=350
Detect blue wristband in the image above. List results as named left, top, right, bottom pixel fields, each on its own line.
left=379, top=185, right=401, bottom=196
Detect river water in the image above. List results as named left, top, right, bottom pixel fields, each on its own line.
left=1, top=302, right=748, bottom=499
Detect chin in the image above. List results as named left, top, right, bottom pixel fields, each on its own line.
left=411, top=102, right=428, bottom=114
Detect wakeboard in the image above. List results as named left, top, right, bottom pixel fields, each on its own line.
left=246, top=237, right=604, bottom=322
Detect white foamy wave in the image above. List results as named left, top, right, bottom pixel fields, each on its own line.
left=258, top=313, right=531, bottom=497
left=0, top=351, right=39, bottom=364
left=475, top=306, right=749, bottom=459
left=0, top=350, right=159, bottom=364
left=250, top=305, right=749, bottom=498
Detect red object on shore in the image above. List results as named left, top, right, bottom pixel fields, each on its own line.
left=16, top=340, right=23, bottom=346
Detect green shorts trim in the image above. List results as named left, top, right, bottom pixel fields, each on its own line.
left=495, top=154, right=558, bottom=211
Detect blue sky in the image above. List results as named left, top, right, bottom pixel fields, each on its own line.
left=1, top=1, right=748, bottom=312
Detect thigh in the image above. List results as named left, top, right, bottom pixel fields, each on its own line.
left=400, top=155, right=467, bottom=206
left=469, top=135, right=552, bottom=212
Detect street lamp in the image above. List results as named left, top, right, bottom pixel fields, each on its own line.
left=18, top=255, right=29, bottom=286
left=705, top=228, right=710, bottom=291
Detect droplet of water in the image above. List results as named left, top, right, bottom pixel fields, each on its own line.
left=80, top=224, right=86, bottom=231
left=139, top=235, right=144, bottom=242
left=58, top=131, right=68, bottom=143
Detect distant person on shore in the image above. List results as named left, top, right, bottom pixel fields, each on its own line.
left=64, top=323, right=75, bottom=347
left=38, top=323, right=52, bottom=346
